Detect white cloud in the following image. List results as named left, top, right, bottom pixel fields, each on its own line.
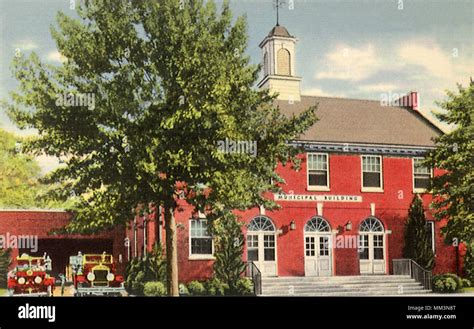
left=301, top=87, right=345, bottom=98
left=315, top=44, right=384, bottom=82
left=12, top=39, right=39, bottom=51
left=45, top=50, right=67, bottom=63
left=398, top=41, right=455, bottom=79
left=357, top=83, right=400, bottom=93
left=311, top=39, right=473, bottom=113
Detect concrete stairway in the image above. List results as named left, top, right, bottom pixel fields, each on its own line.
left=261, top=275, right=431, bottom=296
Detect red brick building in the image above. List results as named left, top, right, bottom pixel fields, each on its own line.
left=0, top=210, right=126, bottom=276
left=126, top=24, right=460, bottom=283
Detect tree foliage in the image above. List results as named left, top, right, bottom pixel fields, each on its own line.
left=0, top=248, right=11, bottom=288
left=0, top=129, right=41, bottom=208
left=425, top=80, right=474, bottom=244
left=403, top=195, right=435, bottom=269
left=209, top=210, right=246, bottom=293
left=3, top=0, right=316, bottom=294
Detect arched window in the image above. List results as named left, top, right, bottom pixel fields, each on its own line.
left=359, top=217, right=384, bottom=232
left=304, top=216, right=331, bottom=232
left=248, top=216, right=275, bottom=232
left=277, top=48, right=291, bottom=76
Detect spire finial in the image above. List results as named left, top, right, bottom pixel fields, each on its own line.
left=274, top=0, right=284, bottom=26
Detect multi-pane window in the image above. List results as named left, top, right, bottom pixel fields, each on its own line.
left=362, top=155, right=382, bottom=189
left=373, top=235, right=384, bottom=260
left=413, top=158, right=431, bottom=190
left=305, top=237, right=315, bottom=257
left=247, top=235, right=259, bottom=261
left=358, top=235, right=369, bottom=260
left=308, top=153, right=329, bottom=188
left=190, top=220, right=213, bottom=256
left=264, top=235, right=276, bottom=261
left=319, top=236, right=329, bottom=256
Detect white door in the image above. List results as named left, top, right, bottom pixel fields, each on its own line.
left=359, top=217, right=386, bottom=274
left=247, top=216, right=277, bottom=276
left=305, top=234, right=332, bottom=276
left=304, top=216, right=333, bottom=277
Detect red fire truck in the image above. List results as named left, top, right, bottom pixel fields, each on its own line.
left=69, top=252, right=125, bottom=296
left=7, top=253, right=55, bottom=297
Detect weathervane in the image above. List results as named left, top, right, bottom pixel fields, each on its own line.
left=274, top=0, right=285, bottom=26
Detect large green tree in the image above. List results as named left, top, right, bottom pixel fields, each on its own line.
left=4, top=0, right=316, bottom=295
left=425, top=80, right=474, bottom=245
left=403, top=195, right=435, bottom=269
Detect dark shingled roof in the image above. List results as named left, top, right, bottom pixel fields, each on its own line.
left=276, top=95, right=443, bottom=147
left=268, top=25, right=292, bottom=38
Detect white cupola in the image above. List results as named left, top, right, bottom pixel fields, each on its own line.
left=257, top=24, right=302, bottom=102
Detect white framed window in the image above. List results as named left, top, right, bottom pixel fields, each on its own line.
left=189, top=219, right=214, bottom=259
left=413, top=158, right=432, bottom=192
left=307, top=153, right=330, bottom=191
left=361, top=155, right=383, bottom=191
left=426, top=221, right=435, bottom=254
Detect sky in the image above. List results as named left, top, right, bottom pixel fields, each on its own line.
left=0, top=0, right=473, bottom=172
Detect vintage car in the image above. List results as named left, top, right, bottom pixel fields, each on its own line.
left=69, top=252, right=125, bottom=296
left=7, top=253, right=55, bottom=297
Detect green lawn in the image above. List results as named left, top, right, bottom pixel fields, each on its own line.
left=0, top=288, right=6, bottom=297
left=461, top=287, right=474, bottom=293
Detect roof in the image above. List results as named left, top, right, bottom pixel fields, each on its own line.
left=276, top=95, right=443, bottom=147
left=268, top=25, right=292, bottom=38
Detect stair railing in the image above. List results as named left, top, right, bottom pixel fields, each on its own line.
left=393, top=259, right=432, bottom=290
left=245, top=261, right=262, bottom=295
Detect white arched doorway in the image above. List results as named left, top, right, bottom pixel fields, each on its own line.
left=304, top=216, right=333, bottom=276
left=247, top=216, right=277, bottom=276
left=359, top=217, right=386, bottom=274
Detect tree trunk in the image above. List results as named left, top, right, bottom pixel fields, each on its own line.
left=164, top=201, right=179, bottom=296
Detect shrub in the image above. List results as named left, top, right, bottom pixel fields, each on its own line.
left=433, top=275, right=460, bottom=293
left=443, top=273, right=463, bottom=289
left=210, top=212, right=246, bottom=292
left=402, top=195, right=435, bottom=269
left=461, top=278, right=471, bottom=288
left=179, top=283, right=189, bottom=296
left=464, top=242, right=474, bottom=283
left=204, top=278, right=229, bottom=296
left=187, top=281, right=206, bottom=296
left=143, top=281, right=166, bottom=296
left=125, top=243, right=167, bottom=296
left=233, top=277, right=254, bottom=296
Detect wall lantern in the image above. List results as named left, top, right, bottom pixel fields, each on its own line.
left=345, top=221, right=352, bottom=231
left=290, top=220, right=296, bottom=231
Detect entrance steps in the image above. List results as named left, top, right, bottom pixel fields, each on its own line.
left=261, top=275, right=431, bottom=296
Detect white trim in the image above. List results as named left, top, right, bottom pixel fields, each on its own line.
left=307, top=186, right=330, bottom=192
left=361, top=155, right=383, bottom=192
left=307, top=152, right=330, bottom=190
left=188, top=219, right=214, bottom=258
left=188, top=255, right=216, bottom=261
left=316, top=203, right=323, bottom=216
left=426, top=221, right=436, bottom=254
left=412, top=157, right=433, bottom=193
left=292, top=140, right=436, bottom=151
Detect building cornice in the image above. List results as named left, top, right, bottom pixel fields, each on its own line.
left=290, top=141, right=434, bottom=156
